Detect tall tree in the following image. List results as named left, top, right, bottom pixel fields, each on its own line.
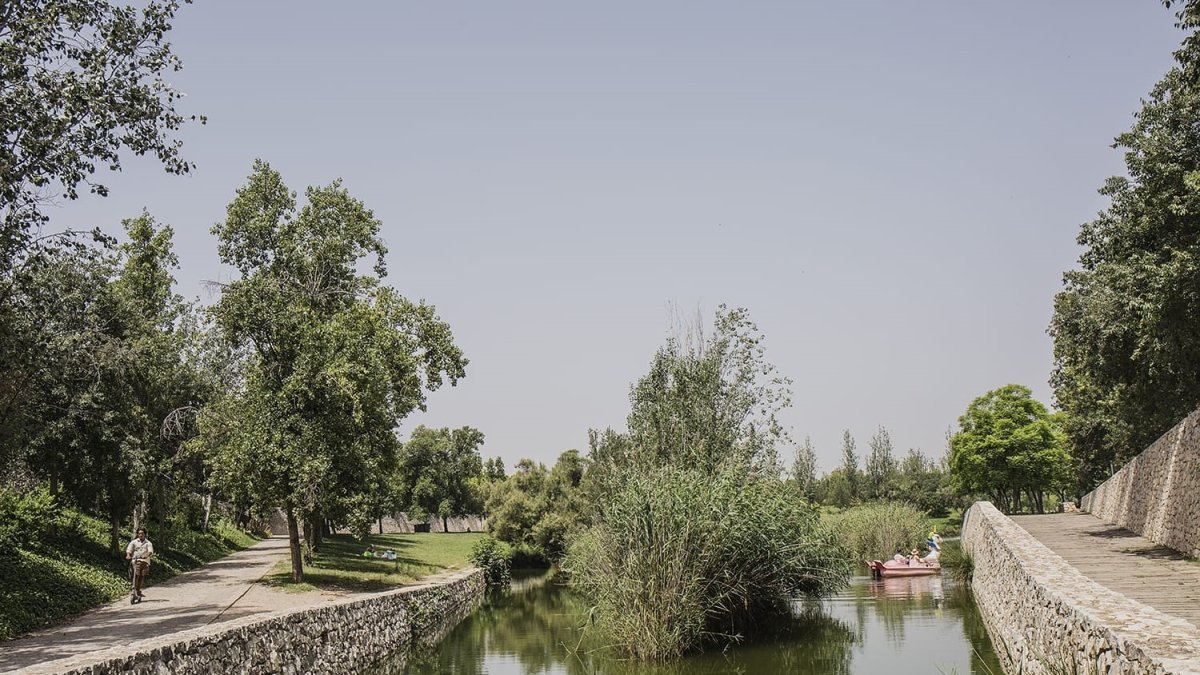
left=200, top=161, right=466, bottom=581
left=1049, top=66, right=1200, bottom=491
left=791, top=436, right=818, bottom=501
left=865, top=426, right=897, bottom=500
left=1, top=0, right=201, bottom=469
left=394, top=426, right=485, bottom=533
left=840, top=430, right=860, bottom=503
left=1051, top=4, right=1200, bottom=492
left=20, top=214, right=192, bottom=550
left=621, top=305, right=792, bottom=478
left=948, top=385, right=1071, bottom=514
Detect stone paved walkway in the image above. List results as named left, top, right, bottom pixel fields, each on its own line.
left=1013, top=512, right=1200, bottom=629
left=0, top=537, right=344, bottom=674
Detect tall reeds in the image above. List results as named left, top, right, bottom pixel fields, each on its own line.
left=565, top=466, right=849, bottom=659
left=826, top=501, right=931, bottom=563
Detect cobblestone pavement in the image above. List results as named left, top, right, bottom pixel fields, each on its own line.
left=1013, top=512, right=1200, bottom=628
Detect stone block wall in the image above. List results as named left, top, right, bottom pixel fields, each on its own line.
left=262, top=511, right=487, bottom=536
left=370, top=513, right=488, bottom=534
left=962, top=502, right=1200, bottom=675
left=20, top=569, right=485, bottom=675
left=1081, top=409, right=1200, bottom=558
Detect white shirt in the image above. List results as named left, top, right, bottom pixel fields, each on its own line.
left=126, top=538, right=154, bottom=561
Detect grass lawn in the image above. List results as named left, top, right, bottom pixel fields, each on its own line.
left=264, top=532, right=484, bottom=593
left=930, top=511, right=964, bottom=537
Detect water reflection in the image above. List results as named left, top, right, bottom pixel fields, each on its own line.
left=381, top=571, right=1002, bottom=675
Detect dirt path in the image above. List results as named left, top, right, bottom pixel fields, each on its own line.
left=1013, top=512, right=1200, bottom=629
left=0, top=536, right=344, bottom=674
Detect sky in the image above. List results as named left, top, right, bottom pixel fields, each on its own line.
left=52, top=1, right=1183, bottom=472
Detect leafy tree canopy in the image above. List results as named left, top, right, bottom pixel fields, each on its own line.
left=948, top=385, right=1070, bottom=513
left=0, top=0, right=201, bottom=263
left=1049, top=65, right=1200, bottom=490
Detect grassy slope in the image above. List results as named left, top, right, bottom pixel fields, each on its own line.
left=265, top=532, right=484, bottom=593
left=0, top=511, right=256, bottom=641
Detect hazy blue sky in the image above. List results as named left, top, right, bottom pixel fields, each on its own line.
left=55, top=2, right=1182, bottom=471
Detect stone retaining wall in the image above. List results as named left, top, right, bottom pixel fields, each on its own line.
left=963, top=502, right=1200, bottom=675
left=1081, top=409, right=1200, bottom=558
left=18, top=569, right=485, bottom=675
left=262, top=511, right=487, bottom=536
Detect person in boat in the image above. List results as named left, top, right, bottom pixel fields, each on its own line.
left=910, top=548, right=927, bottom=566
left=892, top=549, right=907, bottom=564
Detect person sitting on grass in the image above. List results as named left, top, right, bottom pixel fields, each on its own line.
left=363, top=544, right=377, bottom=558
left=125, top=528, right=154, bottom=601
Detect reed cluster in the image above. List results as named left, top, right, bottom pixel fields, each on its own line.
left=565, top=466, right=849, bottom=659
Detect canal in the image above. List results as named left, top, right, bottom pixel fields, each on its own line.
left=379, top=571, right=1003, bottom=675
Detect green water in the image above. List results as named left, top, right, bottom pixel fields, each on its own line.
left=387, top=572, right=1003, bottom=675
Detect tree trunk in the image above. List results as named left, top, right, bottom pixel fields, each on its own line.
left=302, top=520, right=314, bottom=565
left=310, top=515, right=324, bottom=549
left=442, top=515, right=449, bottom=533
left=286, top=508, right=304, bottom=583
left=202, top=493, right=213, bottom=532
left=109, top=514, right=121, bottom=555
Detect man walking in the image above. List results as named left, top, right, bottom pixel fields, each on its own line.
left=125, top=527, right=154, bottom=603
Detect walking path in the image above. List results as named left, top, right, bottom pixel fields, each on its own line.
left=1013, top=512, right=1200, bottom=629
left=0, top=537, right=343, bottom=674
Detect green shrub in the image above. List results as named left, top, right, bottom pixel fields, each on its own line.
left=939, top=539, right=973, bottom=582
left=564, top=467, right=849, bottom=660
left=468, top=536, right=512, bottom=586
left=0, top=486, right=59, bottom=550
left=827, top=501, right=931, bottom=563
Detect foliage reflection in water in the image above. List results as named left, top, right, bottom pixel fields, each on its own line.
left=385, top=571, right=1002, bottom=675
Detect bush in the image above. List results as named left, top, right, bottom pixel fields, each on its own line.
left=939, top=539, right=973, bottom=582
left=0, top=486, right=59, bottom=550
left=469, top=536, right=512, bottom=586
left=827, top=501, right=931, bottom=563
left=564, top=467, right=849, bottom=660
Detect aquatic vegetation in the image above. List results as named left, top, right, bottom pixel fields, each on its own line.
left=565, top=466, right=850, bottom=659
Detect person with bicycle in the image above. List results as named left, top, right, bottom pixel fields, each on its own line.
left=125, top=527, right=154, bottom=603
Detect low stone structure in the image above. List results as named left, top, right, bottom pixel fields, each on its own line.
left=370, top=513, right=488, bottom=534
left=1081, top=409, right=1200, bottom=558
left=963, top=502, right=1200, bottom=675
left=261, top=511, right=487, bottom=536
left=13, top=569, right=485, bottom=675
